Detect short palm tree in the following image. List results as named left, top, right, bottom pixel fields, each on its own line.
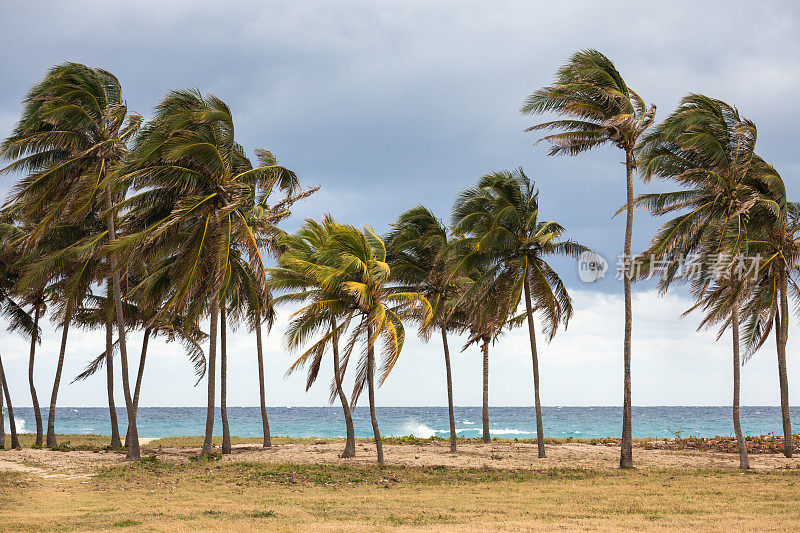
left=279, top=222, right=432, bottom=464
left=270, top=216, right=358, bottom=458
left=452, top=169, right=586, bottom=458
left=386, top=206, right=473, bottom=452
left=635, top=94, right=782, bottom=469
left=454, top=263, right=517, bottom=444
left=0, top=251, right=39, bottom=449
left=521, top=50, right=655, bottom=467
left=0, top=63, right=143, bottom=458
left=0, top=219, right=45, bottom=446
left=8, top=217, right=101, bottom=449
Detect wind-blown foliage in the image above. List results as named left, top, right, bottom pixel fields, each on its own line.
left=635, top=94, right=784, bottom=469
left=273, top=220, right=431, bottom=463
left=522, top=49, right=655, bottom=469
left=451, top=169, right=586, bottom=456
left=386, top=206, right=471, bottom=452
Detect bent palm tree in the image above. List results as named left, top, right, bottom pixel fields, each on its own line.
left=452, top=169, right=586, bottom=457
left=741, top=199, right=798, bottom=457
left=0, top=63, right=143, bottom=458
left=636, top=94, right=782, bottom=470
left=522, top=50, right=655, bottom=468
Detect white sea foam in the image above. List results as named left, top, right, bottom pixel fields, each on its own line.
left=401, top=421, right=436, bottom=438
left=489, top=428, right=534, bottom=435
left=462, top=420, right=475, bottom=425
left=2, top=417, right=29, bottom=434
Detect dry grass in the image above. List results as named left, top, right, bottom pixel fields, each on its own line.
left=2, top=461, right=800, bottom=531
left=1, top=435, right=799, bottom=531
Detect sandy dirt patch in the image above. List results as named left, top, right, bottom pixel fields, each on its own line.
left=2, top=440, right=798, bottom=478
left=145, top=440, right=800, bottom=471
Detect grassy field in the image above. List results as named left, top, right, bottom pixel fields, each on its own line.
left=2, top=460, right=800, bottom=531
left=1, top=435, right=799, bottom=531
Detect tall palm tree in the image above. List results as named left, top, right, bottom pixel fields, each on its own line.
left=219, top=163, right=309, bottom=452
left=635, top=94, right=782, bottom=470
left=522, top=50, right=655, bottom=468
left=113, top=90, right=306, bottom=456
left=452, top=169, right=586, bottom=458
left=270, top=216, right=358, bottom=458
left=386, top=206, right=472, bottom=453
left=280, top=222, right=432, bottom=464
left=0, top=63, right=143, bottom=458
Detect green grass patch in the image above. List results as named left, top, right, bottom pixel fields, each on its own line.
left=112, top=519, right=142, bottom=527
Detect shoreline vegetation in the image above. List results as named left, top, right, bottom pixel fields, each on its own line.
left=1, top=434, right=800, bottom=531
left=4, top=432, right=800, bottom=456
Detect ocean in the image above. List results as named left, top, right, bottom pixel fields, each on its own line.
left=5, top=406, right=799, bottom=439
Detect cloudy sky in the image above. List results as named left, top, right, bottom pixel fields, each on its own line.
left=1, top=0, right=799, bottom=408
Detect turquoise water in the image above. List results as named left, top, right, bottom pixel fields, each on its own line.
left=6, top=406, right=799, bottom=439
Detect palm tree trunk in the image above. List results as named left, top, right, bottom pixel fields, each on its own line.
left=0, top=354, right=20, bottom=449
left=332, top=318, right=355, bottom=458
left=103, top=191, right=139, bottom=461
left=777, top=269, right=792, bottom=457
left=620, top=148, right=635, bottom=469
left=366, top=324, right=383, bottom=464
left=732, top=305, right=749, bottom=470
left=0, top=373, right=4, bottom=449
left=523, top=275, right=546, bottom=458
left=201, top=295, right=219, bottom=456
left=126, top=328, right=150, bottom=448
left=105, top=319, right=122, bottom=448
left=255, top=317, right=271, bottom=447
left=441, top=327, right=457, bottom=453
left=220, top=305, right=231, bottom=455
left=28, top=300, right=43, bottom=447
left=481, top=339, right=490, bottom=444
left=47, top=305, right=72, bottom=448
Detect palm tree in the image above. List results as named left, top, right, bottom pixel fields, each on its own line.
left=0, top=253, right=39, bottom=450
left=219, top=162, right=309, bottom=452
left=0, top=63, right=143, bottom=458
left=279, top=222, right=432, bottom=464
left=521, top=50, right=655, bottom=468
left=0, top=219, right=44, bottom=446
left=71, top=289, right=127, bottom=447
left=10, top=220, right=100, bottom=449
left=113, top=90, right=307, bottom=456
left=270, top=216, right=358, bottom=458
left=452, top=169, right=586, bottom=457
left=27, top=292, right=44, bottom=446
left=386, top=206, right=473, bottom=453
left=0, top=373, right=4, bottom=449
left=741, top=199, right=798, bottom=457
left=635, top=94, right=782, bottom=470
left=454, top=264, right=517, bottom=444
